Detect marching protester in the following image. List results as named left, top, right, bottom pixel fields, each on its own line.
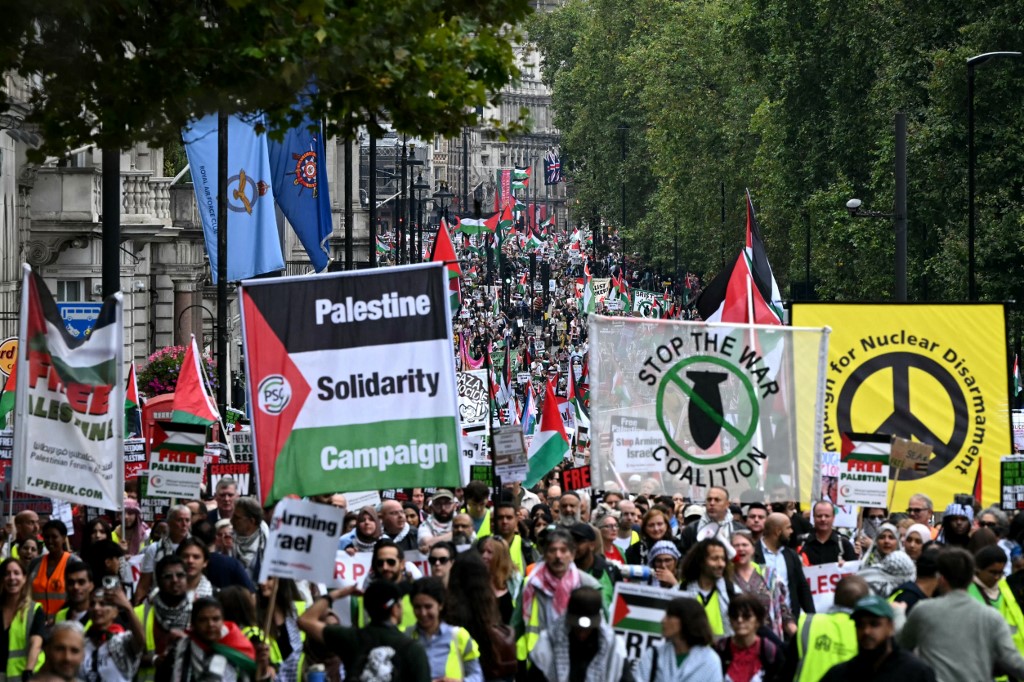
left=680, top=539, right=734, bottom=637
left=209, top=478, right=239, bottom=525
left=712, top=593, right=785, bottom=682
left=379, top=500, right=419, bottom=553
left=476, top=536, right=522, bottom=625
left=135, top=556, right=193, bottom=682
left=82, top=585, right=145, bottom=682
left=679, top=487, right=736, bottom=554
left=624, top=508, right=678, bottom=566
left=445, top=551, right=518, bottom=681
left=782, top=575, right=869, bottom=682
left=890, top=547, right=941, bottom=614
left=29, top=520, right=73, bottom=619
left=858, top=522, right=916, bottom=598
left=634, top=596, right=723, bottom=681
left=491, top=502, right=537, bottom=576
left=406, top=577, right=483, bottom=682
left=730, top=530, right=790, bottom=640
left=755, top=513, right=814, bottom=627
left=40, top=620, right=86, bottom=682
left=427, top=540, right=458, bottom=587
left=795, top=502, right=858, bottom=566
left=0, top=557, right=44, bottom=676
left=230, top=498, right=268, bottom=584
left=159, top=596, right=256, bottom=682
left=339, top=506, right=382, bottom=555
left=56, top=561, right=95, bottom=628
left=352, top=539, right=417, bottom=630
left=568, top=523, right=620, bottom=606
left=135, top=506, right=192, bottom=606
left=419, top=490, right=457, bottom=552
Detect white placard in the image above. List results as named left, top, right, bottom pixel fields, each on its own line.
left=260, top=498, right=346, bottom=584
left=346, top=490, right=383, bottom=511
left=803, top=561, right=861, bottom=612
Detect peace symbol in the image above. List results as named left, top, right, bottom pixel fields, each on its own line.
left=836, top=352, right=969, bottom=481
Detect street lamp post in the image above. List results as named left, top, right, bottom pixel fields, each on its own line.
left=968, top=51, right=1022, bottom=301
left=432, top=182, right=455, bottom=255
left=413, top=172, right=430, bottom=263
left=844, top=113, right=908, bottom=302
left=406, top=145, right=424, bottom=263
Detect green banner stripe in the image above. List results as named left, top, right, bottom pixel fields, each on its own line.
left=615, top=617, right=662, bottom=635
left=272, top=417, right=461, bottom=500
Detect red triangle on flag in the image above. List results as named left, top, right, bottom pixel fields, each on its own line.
left=612, top=593, right=629, bottom=626
left=170, top=336, right=220, bottom=425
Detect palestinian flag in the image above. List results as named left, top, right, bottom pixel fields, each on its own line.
left=513, top=194, right=527, bottom=212
left=743, top=190, right=784, bottom=323
left=171, top=336, right=219, bottom=425
left=431, top=219, right=462, bottom=314
left=566, top=362, right=590, bottom=432
left=581, top=271, right=597, bottom=315
left=125, top=361, right=144, bottom=438
left=521, top=379, right=537, bottom=437
left=524, top=378, right=570, bottom=487
left=610, top=272, right=632, bottom=311
left=1015, top=354, right=1022, bottom=396
left=611, top=585, right=674, bottom=636
left=525, top=227, right=543, bottom=252
left=13, top=265, right=124, bottom=509
left=0, top=359, right=16, bottom=427
left=376, top=235, right=392, bottom=254
left=512, top=166, right=531, bottom=191
left=456, top=211, right=499, bottom=236
left=840, top=432, right=891, bottom=463
left=696, top=251, right=778, bottom=324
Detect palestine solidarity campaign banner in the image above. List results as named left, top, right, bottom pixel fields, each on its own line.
left=12, top=265, right=124, bottom=510
left=241, top=263, right=462, bottom=503
left=589, top=316, right=829, bottom=502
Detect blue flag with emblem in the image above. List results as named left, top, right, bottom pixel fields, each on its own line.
left=267, top=89, right=332, bottom=272
left=182, top=114, right=285, bottom=283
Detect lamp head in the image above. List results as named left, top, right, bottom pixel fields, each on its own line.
left=846, top=198, right=862, bottom=216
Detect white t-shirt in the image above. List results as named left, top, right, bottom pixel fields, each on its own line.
left=83, top=632, right=140, bottom=682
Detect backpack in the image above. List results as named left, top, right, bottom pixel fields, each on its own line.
left=481, top=623, right=517, bottom=679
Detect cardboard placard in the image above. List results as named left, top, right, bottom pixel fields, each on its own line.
left=890, top=437, right=932, bottom=472
left=260, top=498, right=346, bottom=584
left=804, top=561, right=861, bottom=612
left=492, top=426, right=528, bottom=481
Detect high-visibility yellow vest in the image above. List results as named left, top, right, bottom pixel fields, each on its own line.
left=6, top=602, right=45, bottom=676
left=55, top=607, right=92, bottom=632
left=516, top=595, right=542, bottom=662
left=353, top=593, right=416, bottom=630
left=698, top=590, right=725, bottom=636
left=240, top=625, right=283, bottom=666
left=794, top=611, right=857, bottom=682
left=507, top=535, right=527, bottom=576
left=406, top=625, right=480, bottom=680
left=998, top=581, right=1024, bottom=656
left=135, top=601, right=161, bottom=682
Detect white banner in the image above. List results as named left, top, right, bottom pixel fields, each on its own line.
left=260, top=498, right=346, bottom=584
left=332, top=549, right=430, bottom=587
left=457, top=370, right=490, bottom=433
left=12, top=266, right=124, bottom=510
left=147, top=423, right=207, bottom=499
left=803, top=561, right=861, bottom=612
left=590, top=317, right=829, bottom=501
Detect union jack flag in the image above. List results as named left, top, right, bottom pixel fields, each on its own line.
left=544, top=150, right=562, bottom=185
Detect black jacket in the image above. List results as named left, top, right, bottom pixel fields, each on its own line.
left=820, top=642, right=936, bottom=682
left=753, top=542, right=816, bottom=618
left=795, top=531, right=858, bottom=566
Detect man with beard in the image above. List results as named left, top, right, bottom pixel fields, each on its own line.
left=418, top=489, right=456, bottom=552
left=744, top=502, right=768, bottom=544
left=136, top=556, right=192, bottom=682
left=493, top=502, right=537, bottom=575
left=353, top=539, right=417, bottom=631
left=557, top=491, right=582, bottom=527
left=755, top=512, right=815, bottom=627
left=380, top=500, right=419, bottom=552
left=679, top=486, right=737, bottom=554
left=517, top=529, right=600, bottom=666
left=39, top=621, right=86, bottom=682
left=570, top=523, right=620, bottom=607
left=680, top=538, right=734, bottom=636
left=822, top=595, right=935, bottom=681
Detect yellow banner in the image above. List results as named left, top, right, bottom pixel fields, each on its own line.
left=791, top=304, right=1010, bottom=509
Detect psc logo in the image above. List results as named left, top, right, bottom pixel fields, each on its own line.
left=655, top=355, right=759, bottom=466
left=257, top=375, right=292, bottom=415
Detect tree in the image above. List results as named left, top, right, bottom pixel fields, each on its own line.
left=0, top=0, right=532, bottom=159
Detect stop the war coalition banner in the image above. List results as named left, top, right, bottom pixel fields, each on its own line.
left=241, top=263, right=462, bottom=503
left=12, top=266, right=124, bottom=510
left=589, top=317, right=829, bottom=500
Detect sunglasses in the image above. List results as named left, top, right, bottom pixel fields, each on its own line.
left=906, top=508, right=927, bottom=514
left=376, top=558, right=399, bottom=568
left=428, top=556, right=451, bottom=565
left=977, top=521, right=998, bottom=528
left=867, top=515, right=886, bottom=520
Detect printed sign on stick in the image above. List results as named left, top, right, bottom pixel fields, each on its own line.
left=260, top=498, right=345, bottom=584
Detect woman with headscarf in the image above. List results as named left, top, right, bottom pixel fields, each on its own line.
left=858, top=522, right=916, bottom=597
left=337, top=507, right=381, bottom=555
left=902, top=523, right=931, bottom=563
left=118, top=499, right=151, bottom=557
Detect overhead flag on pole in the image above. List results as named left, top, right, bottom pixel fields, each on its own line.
left=267, top=87, right=333, bottom=272
left=743, top=190, right=784, bottom=323
left=171, top=335, right=220, bottom=426
left=125, top=361, right=144, bottom=438
left=544, top=150, right=563, bottom=185
left=431, top=219, right=462, bottom=315
left=183, top=114, right=286, bottom=282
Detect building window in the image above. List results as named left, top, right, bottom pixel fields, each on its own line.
left=56, top=280, right=83, bottom=302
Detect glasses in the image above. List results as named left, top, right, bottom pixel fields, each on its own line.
left=906, top=508, right=927, bottom=514
left=375, top=558, right=398, bottom=568
left=161, top=572, right=187, bottom=581
left=428, top=556, right=451, bottom=565
left=601, top=524, right=617, bottom=530
left=978, top=521, right=998, bottom=528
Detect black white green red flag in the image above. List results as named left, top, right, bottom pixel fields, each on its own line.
left=240, top=263, right=462, bottom=504
left=12, top=265, right=124, bottom=510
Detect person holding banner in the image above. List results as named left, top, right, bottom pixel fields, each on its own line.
left=256, top=578, right=306, bottom=682
left=633, top=596, right=723, bottom=682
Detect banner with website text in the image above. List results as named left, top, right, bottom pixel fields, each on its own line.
left=241, top=263, right=462, bottom=504
left=791, top=303, right=1010, bottom=508
left=589, top=316, right=829, bottom=501
left=12, top=266, right=124, bottom=510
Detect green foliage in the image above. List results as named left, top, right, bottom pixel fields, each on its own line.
left=0, top=0, right=531, bottom=160
left=530, top=0, right=1024, bottom=335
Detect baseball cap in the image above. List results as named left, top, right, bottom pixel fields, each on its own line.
left=683, top=504, right=704, bottom=520
left=432, top=489, right=455, bottom=502
left=565, top=587, right=603, bottom=630
left=569, top=523, right=596, bottom=542
left=852, top=594, right=894, bottom=620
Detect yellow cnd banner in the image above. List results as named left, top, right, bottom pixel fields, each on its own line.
left=791, top=303, right=1010, bottom=509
